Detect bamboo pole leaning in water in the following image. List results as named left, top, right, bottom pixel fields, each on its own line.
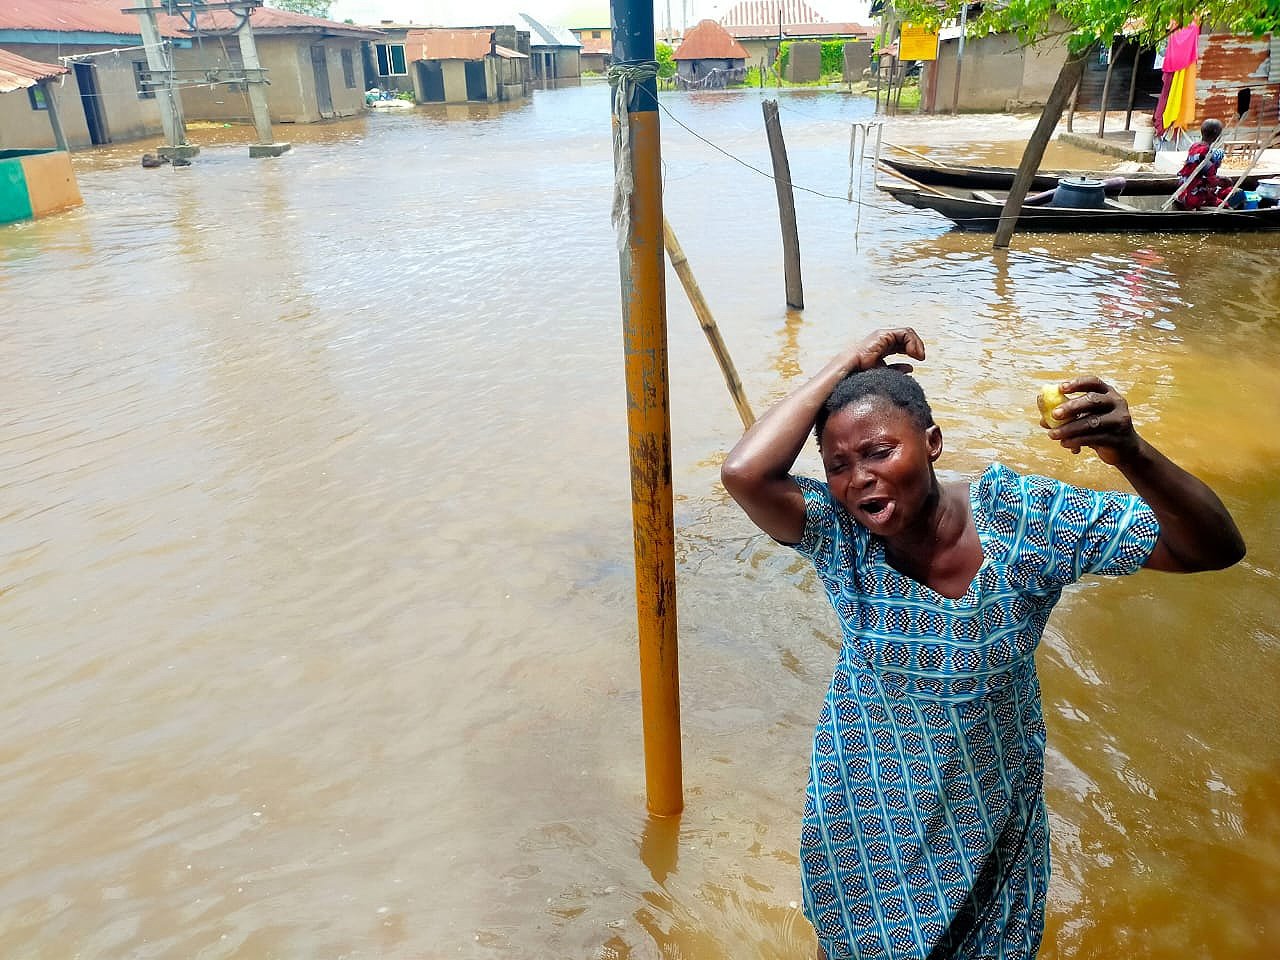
left=662, top=218, right=756, bottom=429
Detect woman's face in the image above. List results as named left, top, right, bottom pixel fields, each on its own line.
left=819, top=398, right=942, bottom=537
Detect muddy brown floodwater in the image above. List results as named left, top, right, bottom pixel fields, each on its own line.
left=1, top=85, right=1278, bottom=959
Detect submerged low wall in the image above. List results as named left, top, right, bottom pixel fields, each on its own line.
left=0, top=149, right=83, bottom=226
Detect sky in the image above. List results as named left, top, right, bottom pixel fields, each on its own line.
left=327, top=0, right=873, bottom=29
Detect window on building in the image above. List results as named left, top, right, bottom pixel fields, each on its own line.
left=341, top=48, right=357, bottom=88
left=591, top=30, right=601, bottom=38
left=375, top=42, right=408, bottom=76
left=28, top=85, right=48, bottom=111
left=132, top=60, right=156, bottom=99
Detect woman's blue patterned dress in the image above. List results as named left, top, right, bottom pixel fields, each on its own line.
left=790, top=463, right=1159, bottom=959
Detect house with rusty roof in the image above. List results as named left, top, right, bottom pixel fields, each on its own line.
left=673, top=20, right=749, bottom=88
left=569, top=26, right=612, bottom=74
left=0, top=49, right=83, bottom=224
left=0, top=0, right=382, bottom=151
left=362, top=23, right=530, bottom=104
left=0, top=0, right=190, bottom=149
left=719, top=0, right=874, bottom=77
left=516, top=13, right=581, bottom=81
left=168, top=8, right=381, bottom=124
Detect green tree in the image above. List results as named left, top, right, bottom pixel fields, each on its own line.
left=890, top=0, right=1280, bottom=246
left=655, top=42, right=677, bottom=79
left=266, top=0, right=333, bottom=18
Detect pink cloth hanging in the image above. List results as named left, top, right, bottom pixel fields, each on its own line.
left=1163, top=24, right=1200, bottom=73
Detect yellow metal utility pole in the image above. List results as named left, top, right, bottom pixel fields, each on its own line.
left=610, top=0, right=682, bottom=817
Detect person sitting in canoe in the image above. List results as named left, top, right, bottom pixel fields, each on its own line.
left=1174, top=119, right=1244, bottom=210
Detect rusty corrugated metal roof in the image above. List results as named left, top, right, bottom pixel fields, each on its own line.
left=0, top=0, right=181, bottom=37
left=674, top=20, right=750, bottom=60
left=403, top=27, right=493, bottom=61
left=1197, top=32, right=1280, bottom=126
left=728, top=22, right=876, bottom=40
left=193, top=6, right=382, bottom=39
left=721, top=0, right=826, bottom=27
left=0, top=47, right=67, bottom=93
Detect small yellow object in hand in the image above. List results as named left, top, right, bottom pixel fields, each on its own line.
left=1037, top=385, right=1071, bottom=429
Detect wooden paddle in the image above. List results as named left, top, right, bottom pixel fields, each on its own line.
left=1163, top=88, right=1251, bottom=210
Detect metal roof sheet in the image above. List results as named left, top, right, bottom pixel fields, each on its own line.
left=0, top=47, right=66, bottom=92
left=0, top=0, right=182, bottom=37
left=674, top=20, right=750, bottom=60
left=193, top=7, right=382, bottom=38
left=516, top=13, right=579, bottom=49
left=727, top=21, right=876, bottom=39
left=721, top=0, right=827, bottom=27
left=403, top=27, right=492, bottom=61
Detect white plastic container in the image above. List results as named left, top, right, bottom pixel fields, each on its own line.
left=1257, top=179, right=1280, bottom=200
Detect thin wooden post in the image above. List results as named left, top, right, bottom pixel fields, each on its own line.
left=662, top=218, right=755, bottom=429
left=761, top=99, right=803, bottom=309
left=994, top=46, right=1091, bottom=249
left=1097, top=42, right=1115, bottom=138
left=1066, top=75, right=1079, bottom=132
left=611, top=0, right=682, bottom=818
left=1123, top=42, right=1139, bottom=130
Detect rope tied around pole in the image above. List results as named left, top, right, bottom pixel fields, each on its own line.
left=608, top=59, right=660, bottom=252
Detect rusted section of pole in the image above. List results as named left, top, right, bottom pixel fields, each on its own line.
left=994, top=47, right=1091, bottom=250
left=611, top=0, right=683, bottom=818
left=761, top=99, right=804, bottom=309
left=662, top=218, right=756, bottom=429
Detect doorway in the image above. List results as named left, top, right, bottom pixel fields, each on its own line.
left=464, top=61, right=488, bottom=102
left=311, top=45, right=334, bottom=116
left=73, top=62, right=110, bottom=145
left=418, top=61, right=445, bottom=102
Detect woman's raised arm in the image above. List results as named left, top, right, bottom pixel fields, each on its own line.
left=1047, top=375, right=1245, bottom=572
left=721, top=328, right=925, bottom=544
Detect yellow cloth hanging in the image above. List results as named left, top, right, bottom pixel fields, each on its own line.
left=1162, top=67, right=1185, bottom=131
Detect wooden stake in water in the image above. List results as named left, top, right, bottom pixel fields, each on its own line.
left=762, top=99, right=803, bottom=309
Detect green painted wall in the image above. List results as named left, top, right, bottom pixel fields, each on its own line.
left=0, top=156, right=35, bottom=225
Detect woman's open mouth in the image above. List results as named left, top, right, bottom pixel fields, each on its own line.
left=858, top=497, right=895, bottom=524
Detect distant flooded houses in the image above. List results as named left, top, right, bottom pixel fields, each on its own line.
left=516, top=13, right=581, bottom=81
left=0, top=0, right=380, bottom=150
left=570, top=25, right=613, bottom=74
left=673, top=20, right=749, bottom=89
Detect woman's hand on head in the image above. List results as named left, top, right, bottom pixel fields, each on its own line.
left=1046, top=376, right=1141, bottom=465
left=850, top=328, right=926, bottom=374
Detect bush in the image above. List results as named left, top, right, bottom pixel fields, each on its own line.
left=655, top=42, right=676, bottom=79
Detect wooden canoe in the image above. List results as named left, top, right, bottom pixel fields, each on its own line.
left=879, top=156, right=1280, bottom=196
left=881, top=184, right=1280, bottom=233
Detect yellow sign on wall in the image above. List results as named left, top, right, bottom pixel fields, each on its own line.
left=899, top=24, right=939, bottom=61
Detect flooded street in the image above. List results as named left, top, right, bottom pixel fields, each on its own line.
left=2, top=84, right=1277, bottom=958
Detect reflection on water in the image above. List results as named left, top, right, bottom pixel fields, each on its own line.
left=1, top=87, right=1277, bottom=958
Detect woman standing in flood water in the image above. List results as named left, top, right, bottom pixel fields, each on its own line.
left=720, top=328, right=1244, bottom=960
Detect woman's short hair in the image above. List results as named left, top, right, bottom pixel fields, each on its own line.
left=814, top=367, right=934, bottom=447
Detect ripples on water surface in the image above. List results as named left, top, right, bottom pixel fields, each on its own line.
left=1, top=86, right=1277, bottom=958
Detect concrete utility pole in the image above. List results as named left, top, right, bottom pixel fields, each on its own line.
left=126, top=0, right=289, bottom=159
left=136, top=0, right=198, bottom=160
left=235, top=7, right=291, bottom=157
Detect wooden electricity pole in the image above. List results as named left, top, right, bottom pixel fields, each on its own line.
left=610, top=0, right=682, bottom=818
